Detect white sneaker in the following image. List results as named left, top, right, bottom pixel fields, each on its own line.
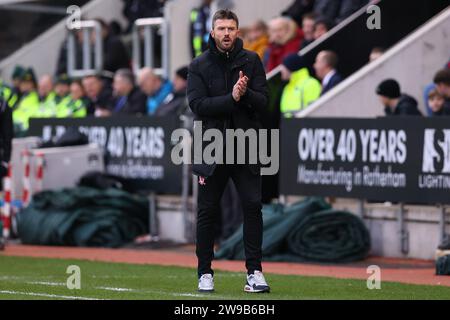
left=198, top=274, right=214, bottom=292
left=244, top=271, right=270, bottom=293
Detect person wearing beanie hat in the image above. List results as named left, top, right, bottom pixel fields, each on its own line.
left=376, top=78, right=422, bottom=116
left=11, top=65, right=25, bottom=91
left=280, top=53, right=321, bottom=117
left=154, top=65, right=189, bottom=116
left=376, top=79, right=400, bottom=99
left=13, top=67, right=40, bottom=134
left=44, top=74, right=74, bottom=117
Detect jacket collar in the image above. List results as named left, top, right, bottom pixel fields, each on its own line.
left=208, top=34, right=244, bottom=62
left=290, top=68, right=310, bottom=82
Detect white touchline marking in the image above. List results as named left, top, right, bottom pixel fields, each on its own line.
left=95, top=286, right=226, bottom=298
left=176, top=293, right=209, bottom=297
left=96, top=287, right=134, bottom=292
left=0, top=290, right=104, bottom=300
left=28, top=281, right=65, bottom=286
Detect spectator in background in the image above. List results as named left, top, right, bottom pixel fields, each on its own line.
left=38, top=74, right=55, bottom=104
left=265, top=17, right=304, bottom=72
left=244, top=20, right=269, bottom=60
left=13, top=68, right=40, bottom=133
left=111, top=68, right=147, bottom=115
left=55, top=29, right=83, bottom=76
left=427, top=88, right=447, bottom=117
left=0, top=78, right=18, bottom=110
left=190, top=0, right=213, bottom=58
left=138, top=67, right=173, bottom=116
left=376, top=79, right=422, bottom=116
left=10, top=65, right=24, bottom=98
left=58, top=79, right=88, bottom=118
left=313, top=17, right=333, bottom=40
left=313, top=50, right=342, bottom=95
left=155, top=66, right=189, bottom=117
left=281, top=0, right=315, bottom=27
left=39, top=74, right=72, bottom=117
left=299, top=13, right=316, bottom=50
left=0, top=95, right=13, bottom=185
left=433, top=68, right=450, bottom=112
left=369, top=47, right=385, bottom=62
left=82, top=74, right=113, bottom=116
left=93, top=18, right=130, bottom=74
left=54, top=75, right=78, bottom=117
left=280, top=53, right=321, bottom=117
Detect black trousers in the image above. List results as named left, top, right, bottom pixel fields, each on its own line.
left=196, top=164, right=263, bottom=277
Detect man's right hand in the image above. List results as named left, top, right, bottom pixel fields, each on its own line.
left=232, top=71, right=249, bottom=102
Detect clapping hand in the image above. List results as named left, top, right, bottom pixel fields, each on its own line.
left=232, top=71, right=249, bottom=102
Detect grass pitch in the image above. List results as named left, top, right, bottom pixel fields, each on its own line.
left=0, top=255, right=449, bottom=300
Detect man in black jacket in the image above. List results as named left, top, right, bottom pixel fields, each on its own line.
left=0, top=96, right=13, bottom=190
left=111, top=68, right=146, bottom=115
left=187, top=9, right=270, bottom=294
left=376, top=79, right=423, bottom=116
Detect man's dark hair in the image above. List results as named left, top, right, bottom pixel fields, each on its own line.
left=212, top=9, right=239, bottom=29
left=321, top=50, right=339, bottom=69
left=371, top=47, right=385, bottom=54
left=314, top=17, right=334, bottom=31
left=434, top=69, right=450, bottom=85
left=302, top=12, right=317, bottom=22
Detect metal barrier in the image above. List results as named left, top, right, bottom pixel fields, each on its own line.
left=67, top=20, right=103, bottom=78
left=132, top=17, right=169, bottom=78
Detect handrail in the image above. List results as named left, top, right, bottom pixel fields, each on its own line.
left=66, top=20, right=103, bottom=78
left=132, top=17, right=169, bottom=78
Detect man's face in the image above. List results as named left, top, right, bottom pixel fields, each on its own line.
left=436, top=83, right=450, bottom=99
left=70, top=82, right=84, bottom=100
left=313, top=52, right=328, bottom=80
left=268, top=21, right=287, bottom=45
left=38, top=76, right=53, bottom=97
left=248, top=23, right=264, bottom=43
left=54, top=83, right=70, bottom=97
left=378, top=95, right=390, bottom=108
left=19, top=81, right=35, bottom=93
left=280, top=65, right=291, bottom=82
left=113, top=75, right=132, bottom=97
left=173, top=75, right=187, bottom=93
left=302, top=18, right=315, bottom=40
left=369, top=51, right=383, bottom=62
left=82, top=76, right=102, bottom=99
left=211, top=19, right=239, bottom=52
left=138, top=73, right=160, bottom=96
left=313, top=23, right=328, bottom=40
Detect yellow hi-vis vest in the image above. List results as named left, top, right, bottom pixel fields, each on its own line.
left=0, top=81, right=18, bottom=108
left=38, top=91, right=58, bottom=117
left=280, top=68, right=321, bottom=117
left=13, top=90, right=40, bottom=131
left=56, top=98, right=87, bottom=118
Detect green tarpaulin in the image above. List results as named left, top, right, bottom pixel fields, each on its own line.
left=436, top=255, right=450, bottom=276
left=216, top=197, right=371, bottom=263
left=17, top=187, right=149, bottom=247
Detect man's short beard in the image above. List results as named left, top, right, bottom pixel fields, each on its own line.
left=215, top=38, right=235, bottom=52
